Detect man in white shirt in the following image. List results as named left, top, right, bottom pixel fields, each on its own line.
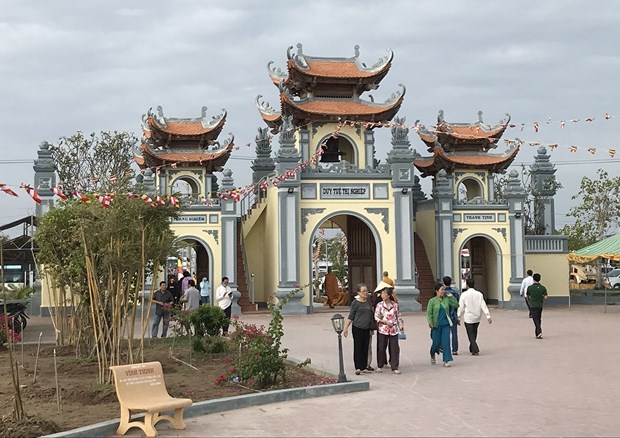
left=519, top=270, right=534, bottom=318
left=183, top=279, right=201, bottom=312
left=216, top=277, right=233, bottom=335
left=457, top=278, right=492, bottom=356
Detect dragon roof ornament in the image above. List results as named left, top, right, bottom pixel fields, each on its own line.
left=267, top=61, right=288, bottom=81
left=286, top=43, right=393, bottom=74
left=384, top=83, right=406, bottom=104
left=255, top=95, right=279, bottom=115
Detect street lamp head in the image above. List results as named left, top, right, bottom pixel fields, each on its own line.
left=331, top=313, right=345, bottom=334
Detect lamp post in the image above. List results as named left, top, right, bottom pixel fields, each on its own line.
left=330, top=313, right=347, bottom=383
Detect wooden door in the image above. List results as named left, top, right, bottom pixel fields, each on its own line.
left=347, top=216, right=376, bottom=301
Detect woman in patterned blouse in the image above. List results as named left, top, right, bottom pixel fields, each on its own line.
left=374, top=287, right=401, bottom=374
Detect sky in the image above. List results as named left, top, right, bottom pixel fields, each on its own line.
left=1, top=0, right=619, bottom=232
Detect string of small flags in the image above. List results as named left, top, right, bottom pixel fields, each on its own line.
left=507, top=112, right=615, bottom=133
left=504, top=138, right=617, bottom=158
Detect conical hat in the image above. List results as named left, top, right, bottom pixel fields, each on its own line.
left=374, top=281, right=394, bottom=293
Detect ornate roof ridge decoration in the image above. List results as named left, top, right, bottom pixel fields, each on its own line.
left=136, top=133, right=234, bottom=170
left=256, top=95, right=282, bottom=133
left=142, top=105, right=227, bottom=138
left=416, top=110, right=510, bottom=152
left=413, top=143, right=520, bottom=178
left=278, top=83, right=404, bottom=117
left=284, top=43, right=393, bottom=77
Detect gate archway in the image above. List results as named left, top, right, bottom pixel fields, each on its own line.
left=309, top=212, right=382, bottom=306
left=459, top=234, right=503, bottom=304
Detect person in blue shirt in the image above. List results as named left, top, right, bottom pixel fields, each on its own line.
left=443, top=276, right=460, bottom=355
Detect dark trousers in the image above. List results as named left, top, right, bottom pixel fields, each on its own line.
left=465, top=322, right=480, bottom=354
left=450, top=319, right=458, bottom=353
left=430, top=325, right=453, bottom=362
left=377, top=333, right=400, bottom=370
left=531, top=307, right=543, bottom=336
left=222, top=305, right=232, bottom=335
left=525, top=296, right=532, bottom=317
left=352, top=325, right=370, bottom=371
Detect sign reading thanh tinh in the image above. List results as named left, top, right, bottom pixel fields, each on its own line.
left=320, top=183, right=370, bottom=199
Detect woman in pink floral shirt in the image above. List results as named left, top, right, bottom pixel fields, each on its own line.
left=374, top=286, right=401, bottom=374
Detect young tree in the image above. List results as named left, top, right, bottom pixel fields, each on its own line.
left=560, top=169, right=620, bottom=247
left=51, top=131, right=137, bottom=194
left=36, top=196, right=179, bottom=383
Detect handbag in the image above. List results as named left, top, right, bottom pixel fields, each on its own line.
left=398, top=330, right=407, bottom=340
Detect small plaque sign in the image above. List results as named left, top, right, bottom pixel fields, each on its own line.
left=320, top=184, right=370, bottom=199
left=463, top=213, right=496, bottom=222
left=171, top=215, right=206, bottom=224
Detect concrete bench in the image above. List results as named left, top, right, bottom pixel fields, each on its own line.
left=110, top=361, right=193, bottom=437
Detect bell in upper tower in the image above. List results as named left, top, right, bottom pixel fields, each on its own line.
left=320, top=137, right=346, bottom=163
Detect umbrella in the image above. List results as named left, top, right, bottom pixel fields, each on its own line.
left=567, top=234, right=620, bottom=263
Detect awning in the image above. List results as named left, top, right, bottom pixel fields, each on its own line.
left=567, top=234, right=620, bottom=263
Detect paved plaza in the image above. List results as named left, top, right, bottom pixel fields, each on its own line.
left=110, top=305, right=620, bottom=437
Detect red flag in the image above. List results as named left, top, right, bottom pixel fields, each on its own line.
left=569, top=146, right=578, bottom=153
left=587, top=147, right=596, bottom=155
left=97, top=194, right=112, bottom=208
left=52, top=187, right=68, bottom=200
left=73, top=190, right=90, bottom=203
left=141, top=194, right=153, bottom=204
left=0, top=183, right=18, bottom=197
left=168, top=195, right=179, bottom=207
left=155, top=195, right=166, bottom=206
left=21, top=183, right=41, bottom=204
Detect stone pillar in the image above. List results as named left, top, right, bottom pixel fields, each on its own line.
left=33, top=141, right=56, bottom=218
left=530, top=146, right=557, bottom=235
left=386, top=117, right=419, bottom=311
left=432, top=170, right=454, bottom=283
left=251, top=127, right=276, bottom=184
left=504, top=169, right=528, bottom=308
left=274, top=116, right=304, bottom=314
left=364, top=129, right=376, bottom=168
left=220, top=168, right=240, bottom=315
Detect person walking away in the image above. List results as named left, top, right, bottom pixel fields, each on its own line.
left=199, top=277, right=211, bottom=305
left=520, top=270, right=534, bottom=318
left=428, top=283, right=459, bottom=367
left=180, top=270, right=192, bottom=295
left=152, top=281, right=174, bottom=338
left=457, top=278, right=492, bottom=356
left=216, top=277, right=233, bottom=335
left=526, top=273, right=548, bottom=339
left=183, top=279, right=201, bottom=312
left=443, top=276, right=460, bottom=355
left=343, top=284, right=374, bottom=375
left=374, top=287, right=401, bottom=374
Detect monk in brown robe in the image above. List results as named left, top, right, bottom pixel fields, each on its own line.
left=324, top=270, right=339, bottom=308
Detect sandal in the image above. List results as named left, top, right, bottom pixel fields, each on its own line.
left=393, top=369, right=401, bottom=374
left=375, top=367, right=382, bottom=373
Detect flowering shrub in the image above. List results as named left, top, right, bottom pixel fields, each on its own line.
left=217, top=285, right=311, bottom=389
left=0, top=314, right=21, bottom=345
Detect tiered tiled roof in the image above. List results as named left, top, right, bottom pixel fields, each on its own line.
left=414, top=145, right=520, bottom=177
left=413, top=111, right=517, bottom=177
left=258, top=44, right=402, bottom=131
left=267, top=44, right=393, bottom=96
left=135, top=106, right=233, bottom=170
left=416, top=110, right=510, bottom=152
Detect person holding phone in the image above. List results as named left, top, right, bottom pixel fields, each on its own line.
left=216, top=277, right=233, bottom=336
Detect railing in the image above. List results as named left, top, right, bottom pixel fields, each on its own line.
left=236, top=175, right=271, bottom=219
left=524, top=235, right=568, bottom=253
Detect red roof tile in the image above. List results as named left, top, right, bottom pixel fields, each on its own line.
left=282, top=94, right=402, bottom=116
